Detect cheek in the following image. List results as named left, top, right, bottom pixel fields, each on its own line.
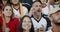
left=28, top=23, right=32, bottom=28
left=9, top=11, right=12, bottom=15
left=22, top=23, right=25, bottom=27
left=3, top=11, right=7, bottom=15
left=29, top=23, right=31, bottom=26
left=34, top=8, right=38, bottom=10
left=53, top=16, right=59, bottom=21
left=34, top=7, right=38, bottom=10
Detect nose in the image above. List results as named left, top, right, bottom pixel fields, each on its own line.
left=26, top=22, right=29, bottom=25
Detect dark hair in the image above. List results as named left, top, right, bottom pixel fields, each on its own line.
left=36, top=0, right=48, bottom=3
left=32, top=1, right=42, bottom=7
left=33, top=0, right=42, bottom=4
left=18, top=15, right=34, bottom=32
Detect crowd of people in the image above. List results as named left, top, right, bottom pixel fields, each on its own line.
left=0, top=0, right=60, bottom=32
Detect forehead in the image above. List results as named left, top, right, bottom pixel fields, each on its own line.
left=4, top=6, right=11, bottom=9
left=52, top=11, right=60, bottom=16
left=23, top=17, right=30, bottom=20
left=33, top=2, right=41, bottom=5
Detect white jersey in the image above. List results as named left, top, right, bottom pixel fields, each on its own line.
left=31, top=17, right=47, bottom=32
left=13, top=6, right=28, bottom=18
left=42, top=6, right=49, bottom=15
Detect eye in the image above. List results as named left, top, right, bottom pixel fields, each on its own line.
left=9, top=9, right=12, bottom=11
left=35, top=5, right=38, bottom=7
left=39, top=5, right=41, bottom=7
left=23, top=21, right=26, bottom=23
left=6, top=9, right=8, bottom=11
left=28, top=21, right=31, bottom=23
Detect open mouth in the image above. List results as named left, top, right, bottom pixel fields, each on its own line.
left=37, top=10, right=41, bottom=12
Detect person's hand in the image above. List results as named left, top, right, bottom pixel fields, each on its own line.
left=28, top=7, right=35, bottom=17
left=5, top=28, right=10, bottom=32
left=41, top=0, right=47, bottom=8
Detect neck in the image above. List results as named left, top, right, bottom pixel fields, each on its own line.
left=33, top=13, right=41, bottom=21
left=13, top=4, right=19, bottom=9
left=23, top=30, right=30, bottom=32
left=52, top=25, right=60, bottom=32
left=5, top=16, right=10, bottom=23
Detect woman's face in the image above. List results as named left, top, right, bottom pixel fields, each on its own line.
left=2, top=0, right=7, bottom=5
left=22, top=17, right=32, bottom=30
left=11, top=0, right=19, bottom=4
left=3, top=6, right=13, bottom=17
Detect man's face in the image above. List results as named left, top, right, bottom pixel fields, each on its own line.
left=33, top=2, right=42, bottom=15
left=51, top=11, right=60, bottom=26
left=11, top=0, right=19, bottom=4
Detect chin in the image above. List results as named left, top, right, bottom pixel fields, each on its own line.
left=14, top=2, right=18, bottom=4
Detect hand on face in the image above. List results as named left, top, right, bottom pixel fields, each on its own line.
left=29, top=2, right=42, bottom=17
left=5, top=27, right=10, bottom=32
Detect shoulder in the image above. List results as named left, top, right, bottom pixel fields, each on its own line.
left=22, top=6, right=28, bottom=13
left=41, top=17, right=47, bottom=21
left=22, top=6, right=28, bottom=11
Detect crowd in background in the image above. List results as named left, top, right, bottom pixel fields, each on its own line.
left=0, top=0, right=60, bottom=32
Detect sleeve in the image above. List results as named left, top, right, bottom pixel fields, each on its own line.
left=22, top=6, right=28, bottom=15
left=14, top=18, right=19, bottom=32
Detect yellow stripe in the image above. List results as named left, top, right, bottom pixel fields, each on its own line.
left=20, top=3, right=24, bottom=18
